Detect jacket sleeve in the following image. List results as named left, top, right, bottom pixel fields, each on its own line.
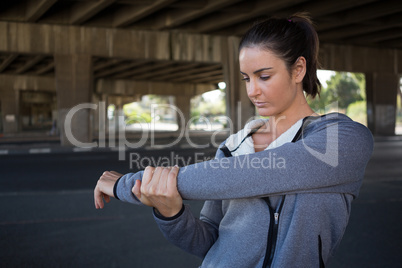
left=153, top=201, right=222, bottom=258
left=152, top=144, right=226, bottom=258
left=115, top=170, right=143, bottom=204
left=117, top=117, right=374, bottom=202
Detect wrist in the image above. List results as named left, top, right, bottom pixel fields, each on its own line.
left=113, top=176, right=122, bottom=200
left=153, top=204, right=185, bottom=221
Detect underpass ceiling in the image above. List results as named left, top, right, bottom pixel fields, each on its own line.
left=0, top=0, right=401, bottom=84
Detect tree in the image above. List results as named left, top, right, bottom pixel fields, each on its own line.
left=308, top=72, right=364, bottom=112
left=326, top=72, right=363, bottom=109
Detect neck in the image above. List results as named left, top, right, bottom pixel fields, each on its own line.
left=266, top=96, right=315, bottom=138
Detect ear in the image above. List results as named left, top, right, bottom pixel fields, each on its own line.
left=293, top=56, right=306, bottom=84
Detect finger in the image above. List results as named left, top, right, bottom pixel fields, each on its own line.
left=146, top=167, right=163, bottom=194
left=94, top=186, right=104, bottom=209
left=167, top=165, right=180, bottom=194
left=133, top=179, right=142, bottom=200
left=94, top=186, right=99, bottom=209
left=142, top=166, right=155, bottom=187
left=103, top=193, right=111, bottom=203
left=160, top=167, right=172, bottom=192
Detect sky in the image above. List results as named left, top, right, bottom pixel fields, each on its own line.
left=317, top=69, right=336, bottom=87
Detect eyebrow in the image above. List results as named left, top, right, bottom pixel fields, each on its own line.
left=240, top=67, right=273, bottom=75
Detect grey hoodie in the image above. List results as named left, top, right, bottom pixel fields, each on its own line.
left=115, top=113, right=374, bottom=267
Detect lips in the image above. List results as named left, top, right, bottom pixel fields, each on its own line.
left=254, top=102, right=267, bottom=107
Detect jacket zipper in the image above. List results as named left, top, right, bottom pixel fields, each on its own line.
left=262, top=196, right=285, bottom=268
left=261, top=117, right=303, bottom=267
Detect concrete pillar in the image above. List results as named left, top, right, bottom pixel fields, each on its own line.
left=92, top=93, right=101, bottom=134
left=221, top=36, right=254, bottom=133
left=0, top=89, right=19, bottom=133
left=366, top=72, right=399, bottom=135
left=92, top=93, right=108, bottom=147
left=54, top=54, right=93, bottom=146
left=175, top=95, right=191, bottom=132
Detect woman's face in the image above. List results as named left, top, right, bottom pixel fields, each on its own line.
left=239, top=47, right=300, bottom=117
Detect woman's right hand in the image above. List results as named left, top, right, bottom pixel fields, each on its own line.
left=132, top=166, right=183, bottom=218
left=94, top=171, right=122, bottom=209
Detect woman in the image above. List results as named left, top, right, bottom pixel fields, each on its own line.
left=94, top=14, right=373, bottom=267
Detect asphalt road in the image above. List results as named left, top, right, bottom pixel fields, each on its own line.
left=0, top=143, right=401, bottom=267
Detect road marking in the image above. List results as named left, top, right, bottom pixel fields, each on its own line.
left=179, top=144, right=195, bottom=149
left=0, top=215, right=124, bottom=226
left=29, top=148, right=51, bottom=154
left=0, top=189, right=94, bottom=197
left=72, top=147, right=93, bottom=152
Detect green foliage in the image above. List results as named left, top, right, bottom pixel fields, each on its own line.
left=123, top=102, right=151, bottom=124
left=190, top=90, right=226, bottom=118
left=125, top=112, right=152, bottom=124
left=397, top=90, right=402, bottom=124
left=123, top=95, right=174, bottom=125
left=350, top=73, right=366, bottom=99
left=326, top=72, right=363, bottom=109
left=308, top=71, right=365, bottom=115
left=308, top=85, right=334, bottom=112
left=346, top=101, right=367, bottom=125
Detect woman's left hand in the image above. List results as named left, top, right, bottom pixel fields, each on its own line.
left=132, top=165, right=183, bottom=218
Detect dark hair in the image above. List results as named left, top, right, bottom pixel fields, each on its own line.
left=239, top=13, right=321, bottom=98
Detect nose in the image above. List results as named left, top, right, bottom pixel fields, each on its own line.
left=247, top=79, right=261, bottom=99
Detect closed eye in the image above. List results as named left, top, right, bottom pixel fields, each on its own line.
left=260, top=76, right=270, bottom=81
left=241, top=77, right=250, bottom=82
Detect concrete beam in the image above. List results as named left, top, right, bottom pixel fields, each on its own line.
left=0, top=54, right=18, bottom=72
left=345, top=28, right=402, bottom=44
left=71, top=0, right=117, bottom=25
left=94, top=59, right=123, bottom=72
left=0, top=74, right=55, bottom=92
left=15, top=55, right=45, bottom=74
left=0, top=21, right=222, bottom=63
left=170, top=32, right=222, bottom=62
left=320, top=43, right=402, bottom=74
left=113, top=61, right=173, bottom=79
left=154, top=64, right=220, bottom=81
left=233, top=0, right=378, bottom=36
left=192, top=74, right=223, bottom=84
left=95, top=61, right=147, bottom=78
left=193, top=0, right=308, bottom=33
left=149, top=0, right=243, bottom=30
left=131, top=63, right=200, bottom=80
left=113, top=0, right=178, bottom=27
left=35, top=61, right=54, bottom=75
left=319, top=13, right=402, bottom=41
left=171, top=69, right=222, bottom=82
left=0, top=22, right=170, bottom=61
left=26, top=0, right=58, bottom=22
left=0, top=74, right=215, bottom=98
left=317, top=0, right=402, bottom=32
left=96, top=79, right=215, bottom=97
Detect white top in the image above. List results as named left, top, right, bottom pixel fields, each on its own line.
left=225, top=118, right=303, bottom=156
